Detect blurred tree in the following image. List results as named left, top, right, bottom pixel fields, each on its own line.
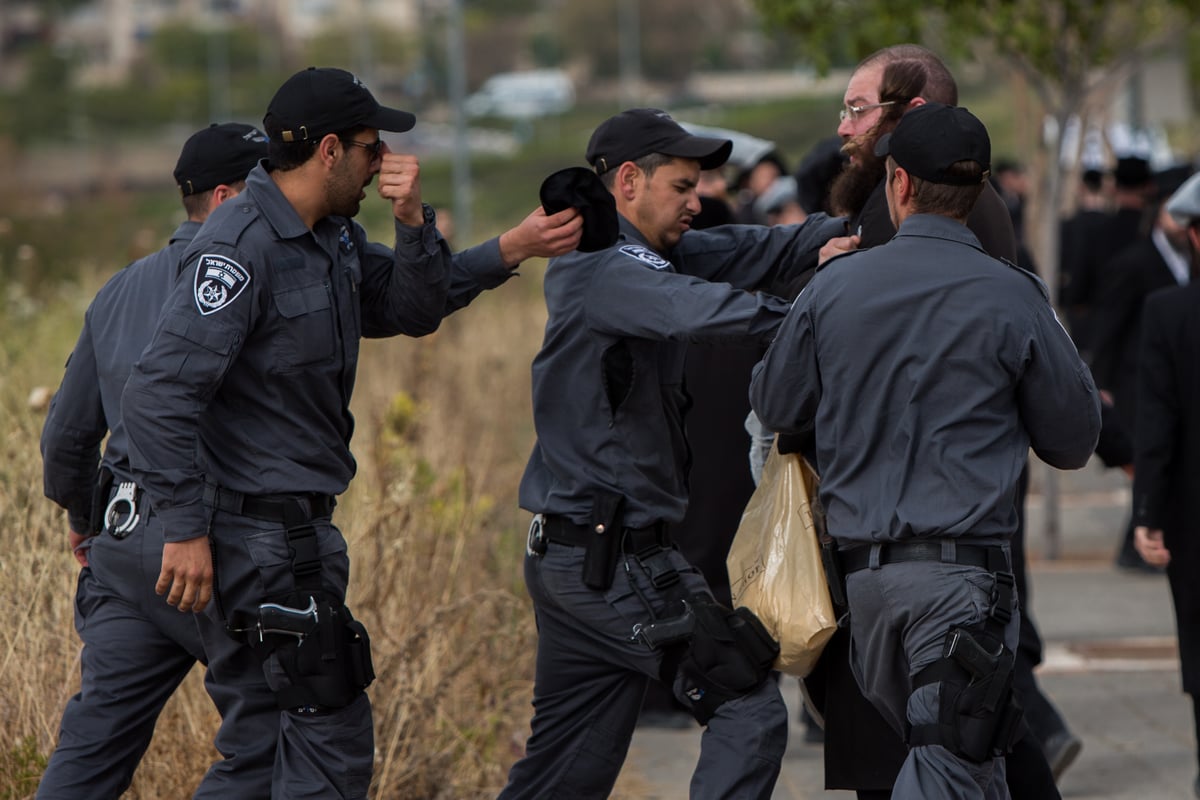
left=562, top=0, right=761, bottom=84
left=754, top=0, right=1200, bottom=555
left=754, top=0, right=1199, bottom=305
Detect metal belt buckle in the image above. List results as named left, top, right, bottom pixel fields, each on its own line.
left=104, top=481, right=140, bottom=538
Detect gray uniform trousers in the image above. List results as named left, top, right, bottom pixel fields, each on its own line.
left=846, top=550, right=1019, bottom=800
left=37, top=511, right=277, bottom=800
left=499, top=539, right=788, bottom=800
left=200, top=506, right=373, bottom=800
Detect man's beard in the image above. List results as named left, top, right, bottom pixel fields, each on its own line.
left=828, top=140, right=887, bottom=219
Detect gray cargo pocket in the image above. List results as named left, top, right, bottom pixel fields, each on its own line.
left=245, top=523, right=349, bottom=600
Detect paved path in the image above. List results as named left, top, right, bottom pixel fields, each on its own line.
left=620, top=458, right=1197, bottom=798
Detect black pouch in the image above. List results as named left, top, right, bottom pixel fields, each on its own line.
left=728, top=606, right=781, bottom=676
left=582, top=492, right=624, bottom=590
left=677, top=599, right=781, bottom=723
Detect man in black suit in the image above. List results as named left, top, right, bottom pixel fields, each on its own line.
left=1092, top=176, right=1193, bottom=570
left=1132, top=170, right=1200, bottom=799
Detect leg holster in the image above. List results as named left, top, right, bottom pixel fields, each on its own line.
left=252, top=596, right=376, bottom=711
left=228, top=513, right=375, bottom=710
left=671, top=598, right=780, bottom=725
left=907, top=569, right=1025, bottom=762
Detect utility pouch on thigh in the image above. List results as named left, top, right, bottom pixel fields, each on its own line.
left=581, top=492, right=624, bottom=590
left=676, top=598, right=780, bottom=724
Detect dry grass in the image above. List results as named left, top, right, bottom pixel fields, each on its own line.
left=0, top=259, right=560, bottom=798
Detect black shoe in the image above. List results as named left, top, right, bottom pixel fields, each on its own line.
left=1043, top=729, right=1082, bottom=782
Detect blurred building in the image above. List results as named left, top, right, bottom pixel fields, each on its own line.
left=16, top=0, right=421, bottom=86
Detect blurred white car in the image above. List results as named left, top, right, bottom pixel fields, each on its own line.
left=465, top=69, right=575, bottom=119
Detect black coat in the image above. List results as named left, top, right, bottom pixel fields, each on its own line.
left=1090, top=237, right=1181, bottom=431
left=1133, top=282, right=1200, bottom=695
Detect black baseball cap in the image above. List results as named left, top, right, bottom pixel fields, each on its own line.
left=586, top=108, right=732, bottom=175
left=874, top=103, right=991, bottom=186
left=539, top=167, right=619, bottom=252
left=174, top=122, right=269, bottom=196
left=264, top=67, right=415, bottom=143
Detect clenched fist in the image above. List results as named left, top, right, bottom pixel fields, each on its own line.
left=377, top=149, right=425, bottom=226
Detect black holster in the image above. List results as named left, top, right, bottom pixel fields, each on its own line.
left=89, top=467, right=114, bottom=536
left=909, top=626, right=1024, bottom=762
left=581, top=492, right=624, bottom=590
left=673, top=599, right=780, bottom=724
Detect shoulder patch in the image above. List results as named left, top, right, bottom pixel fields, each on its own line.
left=194, top=254, right=250, bottom=315
left=619, top=244, right=671, bottom=270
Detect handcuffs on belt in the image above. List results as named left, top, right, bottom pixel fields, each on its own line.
left=103, top=481, right=140, bottom=538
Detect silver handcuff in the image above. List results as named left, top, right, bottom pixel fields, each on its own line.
left=103, top=481, right=141, bottom=538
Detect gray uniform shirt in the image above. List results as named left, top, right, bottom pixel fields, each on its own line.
left=519, top=212, right=846, bottom=528
left=750, top=213, right=1100, bottom=546
left=123, top=164, right=513, bottom=541
left=42, top=221, right=201, bottom=534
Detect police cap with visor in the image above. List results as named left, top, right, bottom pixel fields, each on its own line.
left=874, top=102, right=991, bottom=185
left=174, top=122, right=269, bottom=196
left=264, top=66, right=416, bottom=142
left=586, top=108, right=733, bottom=175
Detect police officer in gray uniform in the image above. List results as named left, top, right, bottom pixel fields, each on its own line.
left=120, top=68, right=582, bottom=800
left=38, top=123, right=275, bottom=800
left=750, top=104, right=1101, bottom=800
left=499, top=108, right=849, bottom=799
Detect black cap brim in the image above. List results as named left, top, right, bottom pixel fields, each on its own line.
left=663, top=136, right=733, bottom=171
left=873, top=132, right=893, bottom=159
left=365, top=106, right=417, bottom=133
left=539, top=167, right=619, bottom=253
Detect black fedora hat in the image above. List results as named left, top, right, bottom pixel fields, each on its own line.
left=539, top=167, right=619, bottom=252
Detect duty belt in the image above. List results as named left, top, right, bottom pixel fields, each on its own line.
left=542, top=514, right=671, bottom=554
left=841, top=540, right=1010, bottom=575
left=204, top=484, right=336, bottom=526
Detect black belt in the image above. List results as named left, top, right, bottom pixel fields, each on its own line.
left=204, top=484, right=336, bottom=524
left=841, top=540, right=1009, bottom=575
left=542, top=515, right=671, bottom=553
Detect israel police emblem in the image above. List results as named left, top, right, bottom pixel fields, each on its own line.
left=619, top=244, right=670, bottom=270
left=193, top=254, right=250, bottom=315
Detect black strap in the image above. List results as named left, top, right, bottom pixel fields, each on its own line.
left=541, top=514, right=671, bottom=551
left=204, top=484, right=335, bottom=524
left=841, top=541, right=1009, bottom=575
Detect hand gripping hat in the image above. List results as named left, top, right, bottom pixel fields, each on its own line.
left=874, top=103, right=991, bottom=185
left=586, top=108, right=732, bottom=175
left=538, top=167, right=619, bottom=252
left=174, top=122, right=268, bottom=196
left=264, top=67, right=415, bottom=142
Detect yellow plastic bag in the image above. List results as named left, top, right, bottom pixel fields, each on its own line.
left=727, top=447, right=837, bottom=677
